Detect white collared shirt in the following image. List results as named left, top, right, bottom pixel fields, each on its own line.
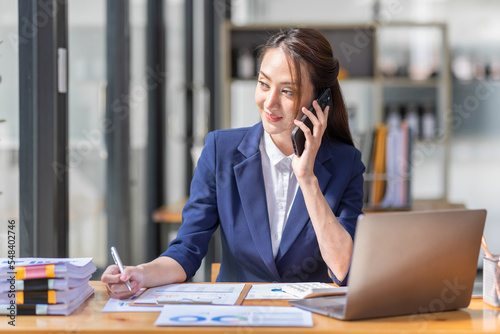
left=260, top=131, right=299, bottom=259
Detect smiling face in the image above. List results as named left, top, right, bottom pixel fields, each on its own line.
left=255, top=48, right=315, bottom=154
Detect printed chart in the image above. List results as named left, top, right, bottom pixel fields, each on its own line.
left=155, top=304, right=313, bottom=327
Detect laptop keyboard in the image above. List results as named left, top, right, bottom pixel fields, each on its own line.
left=282, top=282, right=348, bottom=298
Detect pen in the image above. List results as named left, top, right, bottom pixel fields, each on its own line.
left=481, top=235, right=494, bottom=259
left=111, top=246, right=132, bottom=291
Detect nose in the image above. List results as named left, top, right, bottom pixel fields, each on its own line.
left=264, top=88, right=280, bottom=111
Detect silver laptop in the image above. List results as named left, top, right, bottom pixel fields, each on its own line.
left=290, top=209, right=486, bottom=321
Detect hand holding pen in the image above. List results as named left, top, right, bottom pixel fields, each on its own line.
left=110, top=246, right=132, bottom=291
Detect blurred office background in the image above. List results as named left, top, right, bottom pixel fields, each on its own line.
left=0, top=0, right=499, bottom=280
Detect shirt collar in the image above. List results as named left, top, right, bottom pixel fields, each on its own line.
left=263, top=131, right=294, bottom=167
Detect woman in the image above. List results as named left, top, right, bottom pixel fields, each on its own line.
left=102, top=28, right=365, bottom=299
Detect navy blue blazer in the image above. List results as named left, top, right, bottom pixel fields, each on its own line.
left=161, top=122, right=365, bottom=284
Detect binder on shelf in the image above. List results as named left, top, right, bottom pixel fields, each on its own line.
left=360, top=129, right=376, bottom=205
left=380, top=120, right=412, bottom=208
left=379, top=122, right=401, bottom=208
left=363, top=121, right=412, bottom=210
left=370, top=123, right=388, bottom=207
left=401, top=121, right=412, bottom=206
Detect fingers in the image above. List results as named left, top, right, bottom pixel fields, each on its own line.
left=102, top=265, right=142, bottom=299
left=311, top=99, right=329, bottom=123
left=101, top=265, right=138, bottom=284
left=101, top=265, right=121, bottom=283
left=294, top=117, right=312, bottom=136
left=302, top=100, right=329, bottom=123
left=297, top=105, right=329, bottom=137
left=300, top=101, right=329, bottom=132
left=293, top=101, right=329, bottom=159
left=120, top=266, right=137, bottom=284
left=106, top=282, right=138, bottom=300
left=105, top=278, right=141, bottom=299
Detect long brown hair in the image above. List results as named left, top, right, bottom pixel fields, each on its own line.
left=258, top=28, right=354, bottom=147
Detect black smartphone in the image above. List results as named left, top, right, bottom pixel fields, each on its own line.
left=291, top=88, right=332, bottom=156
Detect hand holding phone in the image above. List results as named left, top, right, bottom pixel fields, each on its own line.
left=291, top=88, right=332, bottom=156
left=111, top=246, right=132, bottom=291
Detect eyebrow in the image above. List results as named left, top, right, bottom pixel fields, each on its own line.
left=258, top=71, right=296, bottom=86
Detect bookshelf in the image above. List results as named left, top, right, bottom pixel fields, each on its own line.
left=222, top=22, right=451, bottom=209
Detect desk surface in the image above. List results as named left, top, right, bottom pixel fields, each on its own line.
left=3, top=281, right=500, bottom=333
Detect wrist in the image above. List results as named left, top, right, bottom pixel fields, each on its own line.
left=297, top=174, right=319, bottom=189
left=135, top=263, right=148, bottom=286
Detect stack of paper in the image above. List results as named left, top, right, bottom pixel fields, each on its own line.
left=0, top=258, right=96, bottom=315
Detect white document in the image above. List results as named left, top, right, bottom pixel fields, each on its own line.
left=0, top=257, right=93, bottom=267
left=155, top=304, right=313, bottom=327
left=132, top=283, right=245, bottom=306
left=245, top=284, right=296, bottom=300
left=101, top=289, right=162, bottom=312
left=0, top=257, right=96, bottom=280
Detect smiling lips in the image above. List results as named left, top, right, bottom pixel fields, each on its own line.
left=265, top=112, right=282, bottom=122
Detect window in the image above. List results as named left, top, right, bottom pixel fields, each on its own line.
left=0, top=0, right=19, bottom=257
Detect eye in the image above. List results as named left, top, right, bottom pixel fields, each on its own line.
left=282, top=89, right=294, bottom=96
left=258, top=80, right=269, bottom=89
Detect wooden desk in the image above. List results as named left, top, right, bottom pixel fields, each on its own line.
left=4, top=281, right=500, bottom=333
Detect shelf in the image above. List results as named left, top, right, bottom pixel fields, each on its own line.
left=381, top=77, right=442, bottom=87
left=231, top=77, right=376, bottom=83
left=223, top=21, right=451, bottom=204
left=339, top=77, right=376, bottom=83
left=228, top=24, right=376, bottom=80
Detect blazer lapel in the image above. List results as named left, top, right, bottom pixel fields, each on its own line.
left=234, top=123, right=280, bottom=280
left=277, top=144, right=333, bottom=259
